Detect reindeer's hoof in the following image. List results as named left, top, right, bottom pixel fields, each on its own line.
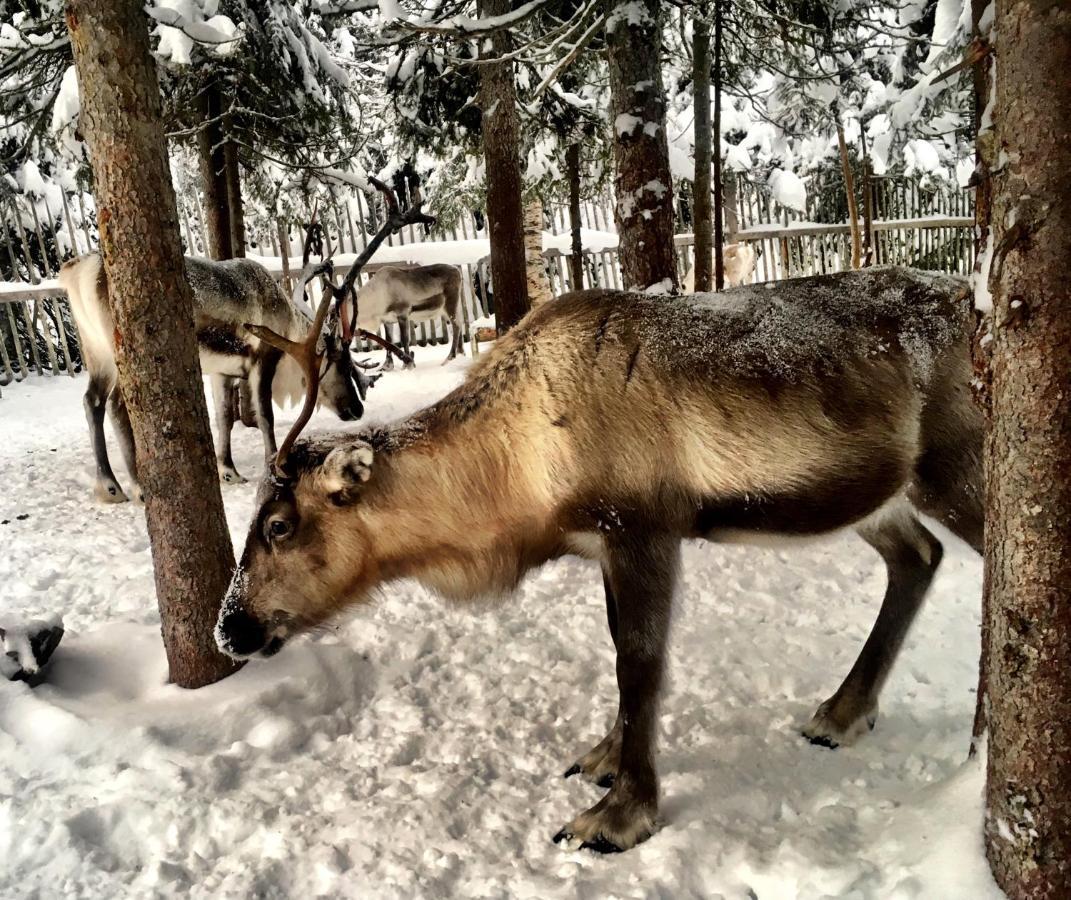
left=553, top=789, right=656, bottom=854
left=803, top=697, right=878, bottom=749
left=218, top=467, right=247, bottom=485
left=95, top=481, right=129, bottom=504
left=404, top=360, right=416, bottom=371
left=565, top=721, right=622, bottom=786
left=552, top=829, right=623, bottom=854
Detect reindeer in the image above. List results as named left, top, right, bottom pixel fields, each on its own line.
left=683, top=241, right=758, bottom=291
left=349, top=263, right=465, bottom=368
left=58, top=251, right=367, bottom=502
left=216, top=266, right=982, bottom=854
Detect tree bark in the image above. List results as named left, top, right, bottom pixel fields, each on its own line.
left=836, top=119, right=862, bottom=269
left=692, top=15, right=712, bottom=293
left=66, top=0, right=240, bottom=689
left=983, top=2, right=1071, bottom=897
left=523, top=197, right=553, bottom=305
left=223, top=116, right=245, bottom=258
left=197, top=80, right=232, bottom=261
left=712, top=1, right=724, bottom=291
left=970, top=0, right=996, bottom=751
left=605, top=0, right=678, bottom=291
left=478, top=0, right=530, bottom=333
left=566, top=142, right=584, bottom=290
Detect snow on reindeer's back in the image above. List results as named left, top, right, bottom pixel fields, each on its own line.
left=631, top=267, right=968, bottom=384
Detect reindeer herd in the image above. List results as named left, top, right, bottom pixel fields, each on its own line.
left=59, top=182, right=983, bottom=856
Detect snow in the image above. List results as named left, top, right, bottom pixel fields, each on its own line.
left=767, top=168, right=807, bottom=213
left=0, top=360, right=1000, bottom=897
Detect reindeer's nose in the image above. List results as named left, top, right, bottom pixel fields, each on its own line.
left=217, top=608, right=268, bottom=657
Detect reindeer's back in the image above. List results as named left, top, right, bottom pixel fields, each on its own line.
left=440, top=266, right=972, bottom=509
left=184, top=257, right=297, bottom=337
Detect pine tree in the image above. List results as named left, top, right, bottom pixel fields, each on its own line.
left=65, top=0, right=240, bottom=689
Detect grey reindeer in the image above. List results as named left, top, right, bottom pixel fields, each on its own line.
left=59, top=251, right=368, bottom=502
left=215, top=267, right=982, bottom=854
left=349, top=263, right=465, bottom=369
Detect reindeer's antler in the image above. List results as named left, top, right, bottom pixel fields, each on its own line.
left=245, top=180, right=435, bottom=476
left=244, top=286, right=336, bottom=476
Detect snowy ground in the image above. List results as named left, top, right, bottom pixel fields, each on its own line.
left=0, top=354, right=1000, bottom=899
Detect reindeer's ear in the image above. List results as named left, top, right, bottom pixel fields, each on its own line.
left=321, top=443, right=374, bottom=505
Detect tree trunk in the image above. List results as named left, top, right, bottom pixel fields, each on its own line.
left=970, top=0, right=996, bottom=751
left=197, top=80, right=232, bottom=261
left=692, top=15, right=712, bottom=293
left=605, top=0, right=677, bottom=291
left=523, top=197, right=553, bottom=305
left=223, top=117, right=245, bottom=258
left=837, top=119, right=861, bottom=269
left=983, top=2, right=1071, bottom=897
left=861, top=147, right=874, bottom=267
left=478, top=0, right=530, bottom=333
left=66, top=0, right=240, bottom=689
left=712, top=0, right=724, bottom=291
left=566, top=142, right=584, bottom=290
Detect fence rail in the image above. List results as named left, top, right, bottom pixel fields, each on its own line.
left=2, top=174, right=976, bottom=395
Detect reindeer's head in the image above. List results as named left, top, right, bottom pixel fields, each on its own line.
left=217, top=179, right=434, bottom=660
left=215, top=438, right=378, bottom=658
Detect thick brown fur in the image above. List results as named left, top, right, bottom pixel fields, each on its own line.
left=219, top=266, right=983, bottom=853
left=59, top=252, right=364, bottom=500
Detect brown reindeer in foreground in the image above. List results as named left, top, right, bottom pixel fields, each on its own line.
left=216, top=266, right=982, bottom=854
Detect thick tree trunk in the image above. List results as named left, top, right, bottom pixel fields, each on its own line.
left=523, top=197, right=553, bottom=305
left=66, top=0, right=240, bottom=689
left=712, top=1, right=724, bottom=291
left=692, top=16, right=712, bottom=293
left=197, top=81, right=232, bottom=261
left=566, top=142, right=584, bottom=290
left=836, top=119, right=862, bottom=269
left=478, top=0, right=530, bottom=333
left=983, top=2, right=1071, bottom=897
left=605, top=0, right=677, bottom=291
left=970, top=0, right=995, bottom=751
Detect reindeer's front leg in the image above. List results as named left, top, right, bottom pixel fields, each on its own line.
left=251, top=353, right=279, bottom=464
left=565, top=572, right=622, bottom=788
left=554, top=533, right=679, bottom=853
left=210, top=374, right=245, bottom=484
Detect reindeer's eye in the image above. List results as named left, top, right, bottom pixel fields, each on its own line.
left=266, top=517, right=294, bottom=543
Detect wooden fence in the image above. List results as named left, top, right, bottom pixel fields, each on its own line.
left=0, top=173, right=975, bottom=394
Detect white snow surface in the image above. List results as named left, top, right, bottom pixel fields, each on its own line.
left=0, top=363, right=1001, bottom=899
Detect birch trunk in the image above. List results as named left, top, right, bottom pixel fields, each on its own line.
left=524, top=197, right=553, bottom=305
left=692, top=16, right=712, bottom=293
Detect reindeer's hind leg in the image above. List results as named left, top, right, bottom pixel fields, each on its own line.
left=381, top=323, right=395, bottom=371
left=564, top=572, right=623, bottom=789
left=445, top=314, right=464, bottom=362
left=107, top=388, right=142, bottom=502
left=398, top=315, right=416, bottom=369
left=84, top=375, right=127, bottom=503
left=210, top=374, right=246, bottom=484
left=553, top=533, right=679, bottom=853
left=804, top=501, right=943, bottom=748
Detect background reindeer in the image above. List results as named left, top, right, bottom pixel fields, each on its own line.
left=59, top=252, right=365, bottom=502
left=216, top=266, right=982, bottom=855
left=682, top=242, right=758, bottom=291
left=349, top=263, right=464, bottom=369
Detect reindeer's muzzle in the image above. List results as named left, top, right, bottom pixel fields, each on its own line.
left=216, top=607, right=280, bottom=658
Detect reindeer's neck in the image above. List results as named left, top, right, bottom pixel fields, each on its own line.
left=360, top=400, right=562, bottom=601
